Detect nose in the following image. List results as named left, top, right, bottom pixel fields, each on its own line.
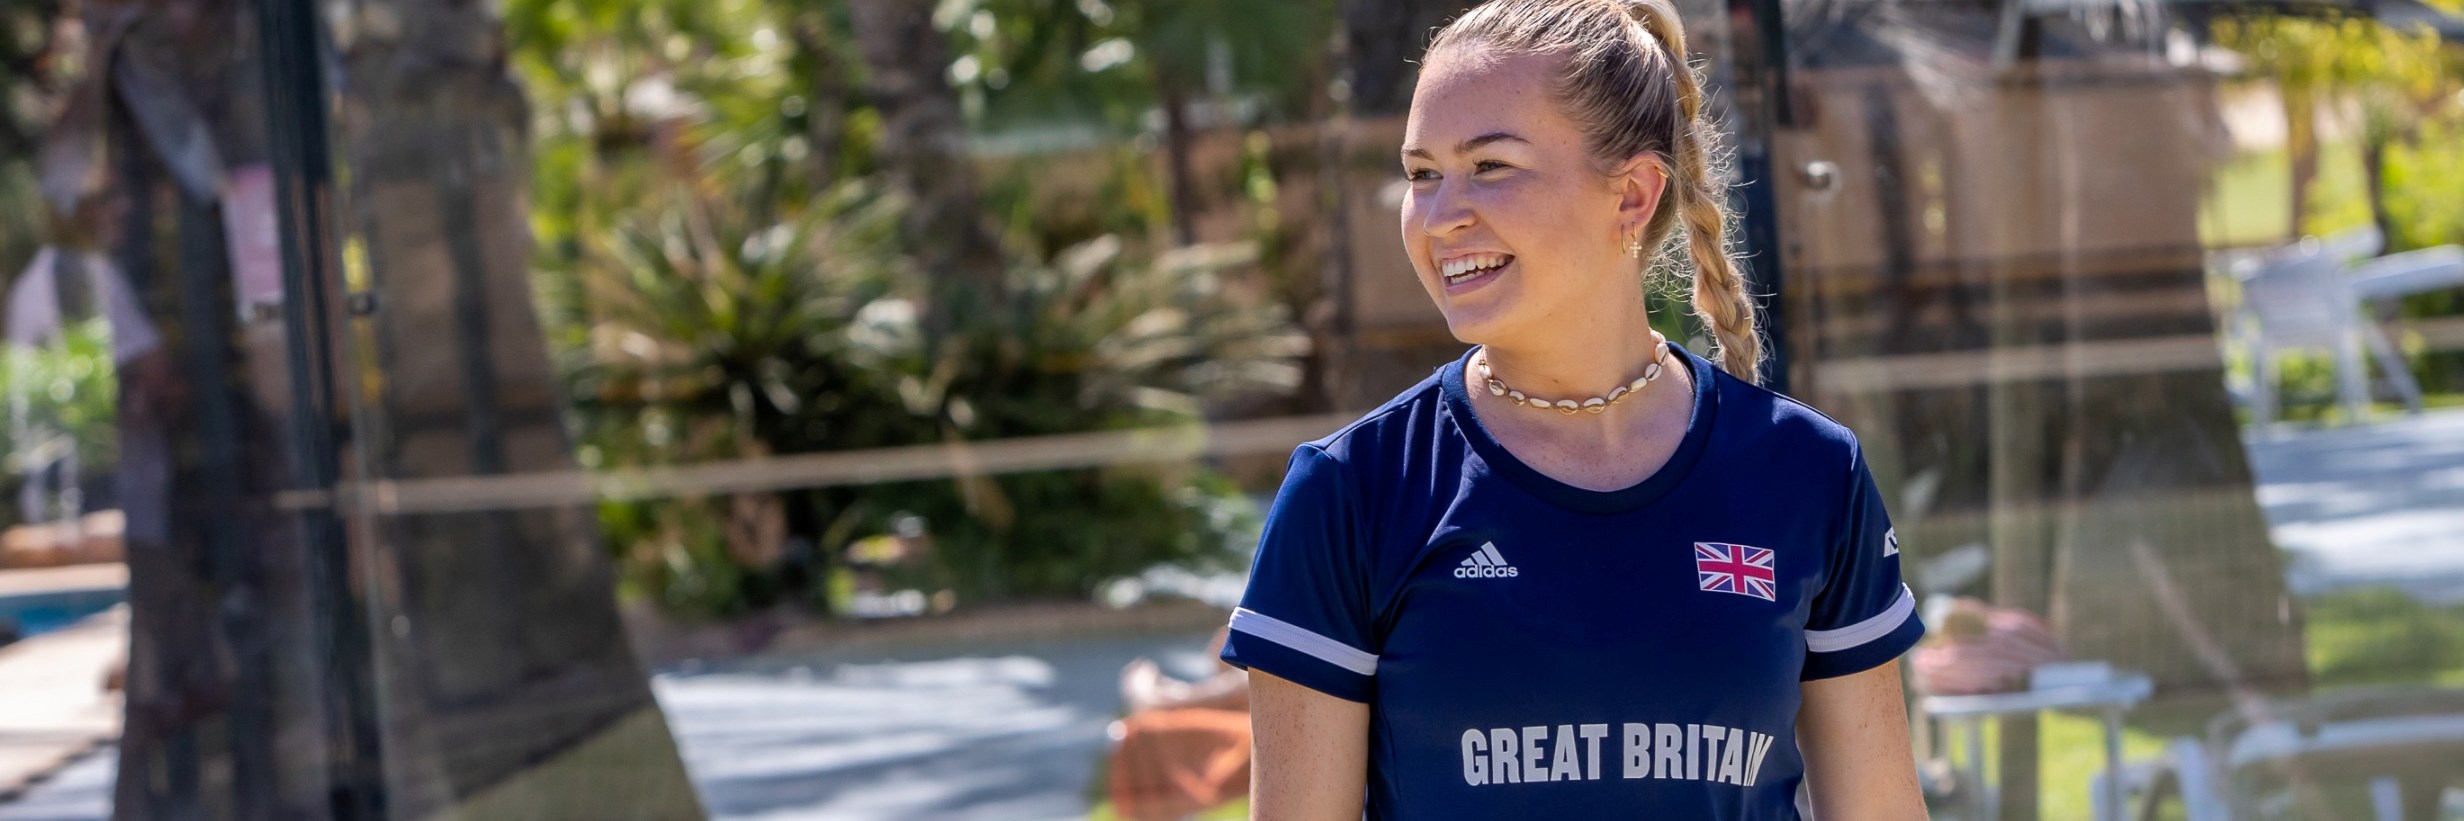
left=1418, top=178, right=1476, bottom=238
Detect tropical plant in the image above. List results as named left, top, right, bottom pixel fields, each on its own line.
left=541, top=176, right=1306, bottom=613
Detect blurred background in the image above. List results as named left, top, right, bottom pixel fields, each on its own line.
left=0, top=0, right=2460, bottom=818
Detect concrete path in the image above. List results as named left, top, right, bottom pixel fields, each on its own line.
left=2245, top=408, right=2464, bottom=604
left=0, top=624, right=1222, bottom=821
left=0, top=606, right=121, bottom=806
left=659, top=629, right=1222, bottom=821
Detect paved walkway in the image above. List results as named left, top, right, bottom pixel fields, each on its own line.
left=0, top=605, right=121, bottom=807
left=660, top=629, right=1221, bottom=821
left=2246, top=408, right=2464, bottom=604
left=0, top=626, right=1219, bottom=821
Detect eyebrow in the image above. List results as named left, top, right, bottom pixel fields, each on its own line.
left=1400, top=132, right=1529, bottom=161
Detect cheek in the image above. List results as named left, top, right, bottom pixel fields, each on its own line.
left=1397, top=198, right=1435, bottom=268
left=1478, top=182, right=1583, bottom=251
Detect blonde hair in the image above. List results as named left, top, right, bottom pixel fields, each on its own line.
left=1428, top=0, right=1763, bottom=384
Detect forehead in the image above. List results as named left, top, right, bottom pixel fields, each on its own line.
left=1403, top=48, right=1585, bottom=153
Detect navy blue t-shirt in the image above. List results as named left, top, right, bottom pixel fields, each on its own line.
left=1220, top=343, right=1923, bottom=819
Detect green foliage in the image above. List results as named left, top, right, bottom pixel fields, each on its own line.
left=1, top=319, right=119, bottom=474
left=503, top=0, right=1318, bottom=616
left=538, top=180, right=1302, bottom=614
left=2212, top=14, right=2451, bottom=94
left=2380, top=114, right=2464, bottom=251
left=943, top=0, right=1335, bottom=131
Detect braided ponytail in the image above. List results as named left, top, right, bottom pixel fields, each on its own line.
left=1428, top=0, right=1765, bottom=384
left=1626, top=0, right=1763, bottom=384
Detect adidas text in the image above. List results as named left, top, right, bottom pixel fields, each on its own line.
left=1455, top=542, right=1519, bottom=579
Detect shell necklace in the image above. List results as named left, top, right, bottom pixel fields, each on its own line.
left=1475, top=341, right=1674, bottom=415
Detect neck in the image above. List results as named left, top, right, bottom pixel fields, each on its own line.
left=1478, top=322, right=1669, bottom=403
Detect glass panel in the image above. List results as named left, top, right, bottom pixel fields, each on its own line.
left=4, top=1, right=2458, bottom=819
left=1754, top=0, right=2464, bottom=816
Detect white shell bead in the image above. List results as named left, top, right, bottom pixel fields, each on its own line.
left=1508, top=390, right=1527, bottom=405
left=1583, top=398, right=1606, bottom=413
left=1486, top=378, right=1507, bottom=396
left=1554, top=399, right=1579, bottom=414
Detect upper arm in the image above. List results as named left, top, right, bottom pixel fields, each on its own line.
left=1803, top=443, right=1924, bottom=681
left=1249, top=670, right=1369, bottom=820
left=1222, top=445, right=1379, bottom=818
left=1798, top=659, right=1928, bottom=821
left=1220, top=444, right=1382, bottom=700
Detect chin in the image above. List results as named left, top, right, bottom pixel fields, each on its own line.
left=1437, top=307, right=1511, bottom=348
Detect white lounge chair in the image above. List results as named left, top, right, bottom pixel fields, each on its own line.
left=2115, top=686, right=2464, bottom=820
left=2233, top=228, right=2448, bottom=429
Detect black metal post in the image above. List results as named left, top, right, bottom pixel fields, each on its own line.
left=249, top=0, right=386, bottom=816
left=1724, top=0, right=1794, bottom=392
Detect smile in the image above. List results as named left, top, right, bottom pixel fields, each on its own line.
left=1441, top=253, right=1514, bottom=290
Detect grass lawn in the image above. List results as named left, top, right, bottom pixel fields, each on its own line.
left=2201, top=140, right=2372, bottom=250
left=1087, top=797, right=1249, bottom=821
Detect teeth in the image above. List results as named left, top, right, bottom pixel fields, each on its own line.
left=1442, top=253, right=1511, bottom=280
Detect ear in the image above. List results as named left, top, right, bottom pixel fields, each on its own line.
left=1613, top=153, right=1670, bottom=239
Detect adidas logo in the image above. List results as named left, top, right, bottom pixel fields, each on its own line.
left=1453, top=542, right=1520, bottom=579
left=1883, top=527, right=1899, bottom=557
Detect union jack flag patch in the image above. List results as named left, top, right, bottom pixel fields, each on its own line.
left=1695, top=542, right=1777, bottom=602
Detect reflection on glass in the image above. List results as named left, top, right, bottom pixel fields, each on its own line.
left=1761, top=0, right=2464, bottom=817
left=0, top=0, right=2458, bottom=819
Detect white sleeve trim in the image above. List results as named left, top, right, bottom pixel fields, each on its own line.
left=1229, top=607, right=1379, bottom=676
left=1805, top=584, right=1916, bottom=654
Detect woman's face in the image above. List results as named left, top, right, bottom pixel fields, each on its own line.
left=1399, top=48, right=1657, bottom=347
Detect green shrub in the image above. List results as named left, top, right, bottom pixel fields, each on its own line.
left=539, top=185, right=1301, bottom=615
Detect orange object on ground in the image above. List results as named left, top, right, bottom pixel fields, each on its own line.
left=1106, top=707, right=1252, bottom=821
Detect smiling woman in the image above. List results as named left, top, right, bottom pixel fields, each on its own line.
left=1222, top=1, right=1930, bottom=818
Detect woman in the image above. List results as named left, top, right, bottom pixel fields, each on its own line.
left=1217, top=0, right=1930, bottom=817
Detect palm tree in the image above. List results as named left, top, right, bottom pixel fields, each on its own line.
left=846, top=0, right=1004, bottom=287
left=334, top=0, right=704, bottom=815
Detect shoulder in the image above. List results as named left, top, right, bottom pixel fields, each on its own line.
left=1267, top=367, right=1457, bottom=542
left=1705, top=365, right=1865, bottom=480
left=1290, top=367, right=1451, bottom=479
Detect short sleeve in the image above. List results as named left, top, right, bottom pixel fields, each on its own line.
left=1219, top=444, right=1379, bottom=702
left=1800, top=444, right=1925, bottom=681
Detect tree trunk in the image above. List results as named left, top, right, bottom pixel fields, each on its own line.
left=2284, top=82, right=2317, bottom=238
left=336, top=0, right=706, bottom=816
left=845, top=0, right=1001, bottom=286
left=2362, top=128, right=2393, bottom=250
left=787, top=8, right=851, bottom=191
left=1155, top=71, right=1199, bottom=247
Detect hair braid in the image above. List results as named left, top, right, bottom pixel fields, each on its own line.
left=1625, top=0, right=1762, bottom=384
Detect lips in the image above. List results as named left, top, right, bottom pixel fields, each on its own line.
left=1441, top=252, right=1513, bottom=284
left=1437, top=252, right=1514, bottom=294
